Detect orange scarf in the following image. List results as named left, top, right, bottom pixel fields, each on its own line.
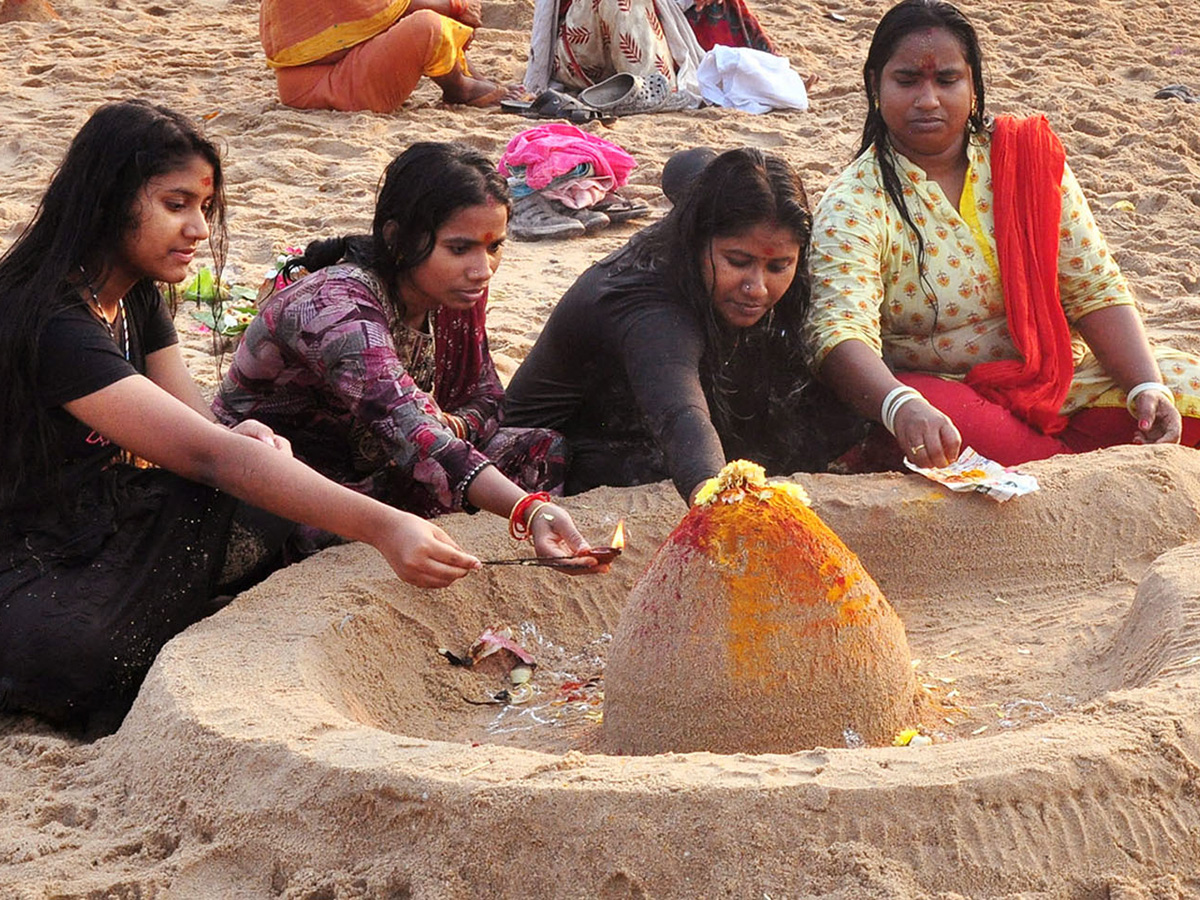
left=260, top=0, right=409, bottom=68
left=963, top=115, right=1073, bottom=435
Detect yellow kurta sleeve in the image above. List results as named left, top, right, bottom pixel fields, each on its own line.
left=803, top=157, right=890, bottom=369
left=1055, top=162, right=1136, bottom=321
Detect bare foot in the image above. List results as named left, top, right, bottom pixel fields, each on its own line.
left=0, top=0, right=58, bottom=22
left=803, top=73, right=821, bottom=92
left=433, top=67, right=509, bottom=107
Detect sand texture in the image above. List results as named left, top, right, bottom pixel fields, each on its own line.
left=3, top=0, right=1200, bottom=896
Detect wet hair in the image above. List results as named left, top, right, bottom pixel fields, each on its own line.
left=858, top=0, right=986, bottom=308
left=661, top=146, right=717, bottom=205
left=0, top=99, right=227, bottom=508
left=283, top=142, right=511, bottom=319
left=625, top=147, right=814, bottom=436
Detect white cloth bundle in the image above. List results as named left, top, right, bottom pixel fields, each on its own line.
left=696, top=45, right=809, bottom=114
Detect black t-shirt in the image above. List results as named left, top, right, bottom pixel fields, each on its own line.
left=17, top=294, right=177, bottom=506
left=503, top=250, right=728, bottom=499
left=504, top=239, right=866, bottom=499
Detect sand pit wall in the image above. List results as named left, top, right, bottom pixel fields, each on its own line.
left=85, top=446, right=1200, bottom=896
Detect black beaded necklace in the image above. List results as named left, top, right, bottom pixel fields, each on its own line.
left=80, top=266, right=128, bottom=361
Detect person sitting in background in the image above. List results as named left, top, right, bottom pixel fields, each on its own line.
left=503, top=147, right=864, bottom=502
left=259, top=0, right=510, bottom=112
left=683, top=0, right=777, bottom=54
left=804, top=0, right=1200, bottom=471
left=215, top=142, right=594, bottom=564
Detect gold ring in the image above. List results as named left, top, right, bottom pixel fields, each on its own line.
left=910, top=444, right=925, bottom=455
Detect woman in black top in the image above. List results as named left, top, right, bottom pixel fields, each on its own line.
left=503, top=148, right=863, bottom=502
left=0, top=100, right=503, bottom=735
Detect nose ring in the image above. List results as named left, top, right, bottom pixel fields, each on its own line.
left=743, top=282, right=752, bottom=291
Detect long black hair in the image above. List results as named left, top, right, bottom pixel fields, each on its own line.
left=0, top=99, right=227, bottom=507
left=622, top=147, right=813, bottom=431
left=282, top=142, right=510, bottom=319
left=858, top=0, right=986, bottom=302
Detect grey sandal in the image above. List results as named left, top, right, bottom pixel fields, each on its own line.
left=510, top=193, right=586, bottom=241
left=550, top=200, right=611, bottom=233
left=579, top=72, right=691, bottom=117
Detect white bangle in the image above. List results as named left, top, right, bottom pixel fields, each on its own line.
left=880, top=385, right=924, bottom=436
left=1124, top=381, right=1173, bottom=416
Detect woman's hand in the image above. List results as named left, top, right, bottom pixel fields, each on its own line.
left=530, top=503, right=608, bottom=575
left=1131, top=391, right=1182, bottom=445
left=457, top=0, right=483, bottom=28
left=231, top=418, right=292, bottom=454
left=894, top=399, right=962, bottom=468
left=373, top=510, right=481, bottom=588
left=415, top=0, right=482, bottom=27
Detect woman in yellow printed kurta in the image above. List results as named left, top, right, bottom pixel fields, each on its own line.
left=804, top=0, right=1200, bottom=469
left=260, top=0, right=507, bottom=112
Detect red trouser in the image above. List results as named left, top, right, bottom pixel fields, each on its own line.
left=853, top=374, right=1200, bottom=471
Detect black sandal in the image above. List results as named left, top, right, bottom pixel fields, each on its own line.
left=594, top=192, right=650, bottom=223
left=516, top=89, right=608, bottom=124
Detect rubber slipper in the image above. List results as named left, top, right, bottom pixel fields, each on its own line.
left=510, top=193, right=586, bottom=241
left=1154, top=84, right=1199, bottom=103
left=501, top=98, right=533, bottom=114
left=578, top=72, right=690, bottom=117
left=521, top=89, right=603, bottom=123
left=594, top=192, right=650, bottom=223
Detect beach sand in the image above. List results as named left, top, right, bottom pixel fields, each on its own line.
left=3, top=0, right=1200, bottom=896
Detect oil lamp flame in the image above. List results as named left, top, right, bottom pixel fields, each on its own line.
left=610, top=518, right=626, bottom=550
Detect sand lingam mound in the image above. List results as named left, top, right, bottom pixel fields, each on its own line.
left=602, top=460, right=917, bottom=755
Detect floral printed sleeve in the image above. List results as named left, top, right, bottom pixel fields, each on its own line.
left=217, top=266, right=490, bottom=512
left=311, top=283, right=488, bottom=508
left=450, top=335, right=505, bottom=445
left=1056, top=161, right=1137, bottom=322
left=803, top=162, right=890, bottom=369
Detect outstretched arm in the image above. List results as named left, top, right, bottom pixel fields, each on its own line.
left=64, top=375, right=481, bottom=588
left=818, top=339, right=962, bottom=468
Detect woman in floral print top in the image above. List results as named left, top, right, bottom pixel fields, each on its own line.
left=804, top=0, right=1200, bottom=470
left=216, top=142, right=598, bottom=565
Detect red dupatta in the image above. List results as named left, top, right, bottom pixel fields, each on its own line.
left=963, top=114, right=1073, bottom=435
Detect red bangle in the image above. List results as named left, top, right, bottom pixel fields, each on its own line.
left=508, top=491, right=552, bottom=541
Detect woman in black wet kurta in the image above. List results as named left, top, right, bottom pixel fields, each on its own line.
left=0, top=100, right=499, bottom=736
left=503, top=148, right=862, bottom=502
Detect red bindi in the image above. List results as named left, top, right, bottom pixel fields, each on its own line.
left=201, top=176, right=212, bottom=186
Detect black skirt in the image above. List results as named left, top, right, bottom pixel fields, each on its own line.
left=0, top=465, right=291, bottom=735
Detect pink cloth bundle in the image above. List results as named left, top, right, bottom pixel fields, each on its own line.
left=498, top=123, right=637, bottom=191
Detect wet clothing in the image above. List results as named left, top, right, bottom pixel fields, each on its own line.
left=214, top=263, right=564, bottom=518
left=503, top=236, right=864, bottom=499
left=0, top=290, right=290, bottom=735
